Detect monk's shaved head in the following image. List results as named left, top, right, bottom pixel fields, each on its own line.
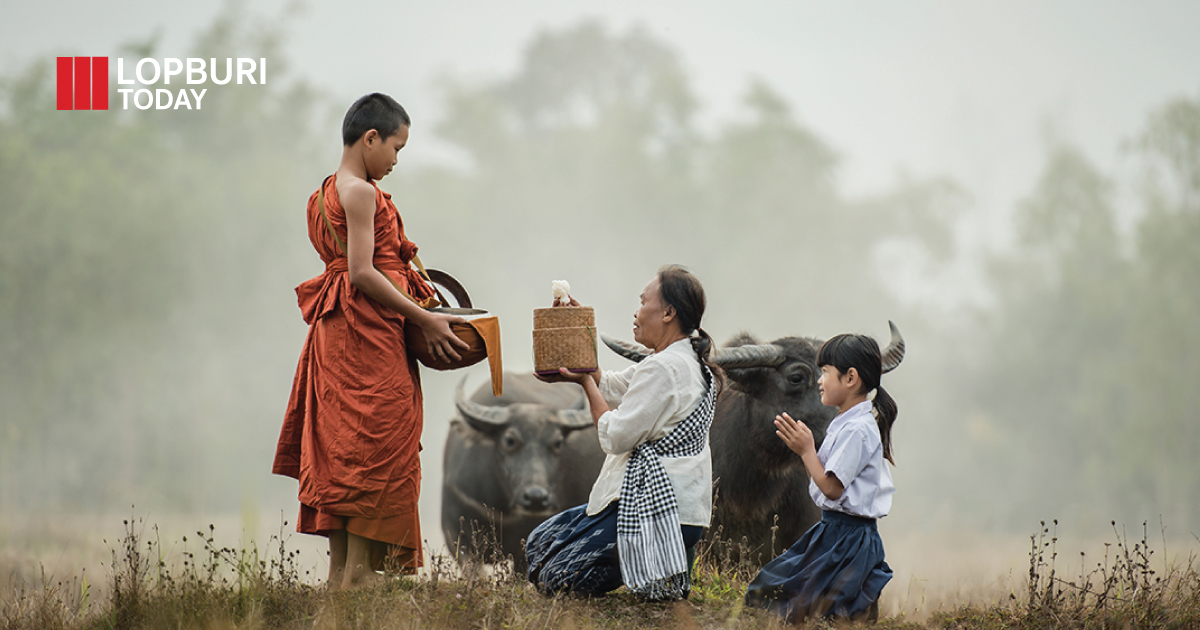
left=342, top=93, right=410, bottom=146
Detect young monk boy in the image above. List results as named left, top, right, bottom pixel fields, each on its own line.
left=273, top=93, right=469, bottom=588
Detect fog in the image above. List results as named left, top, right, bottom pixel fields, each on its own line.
left=2, top=0, right=1198, bottom=598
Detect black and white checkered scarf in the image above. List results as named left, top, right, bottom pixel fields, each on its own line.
left=617, top=365, right=716, bottom=600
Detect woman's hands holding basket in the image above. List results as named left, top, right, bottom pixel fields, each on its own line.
left=536, top=290, right=599, bottom=385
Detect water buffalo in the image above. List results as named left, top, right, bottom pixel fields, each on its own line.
left=602, top=322, right=904, bottom=566
left=442, top=373, right=606, bottom=568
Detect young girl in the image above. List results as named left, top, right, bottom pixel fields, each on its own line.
left=744, top=332, right=898, bottom=623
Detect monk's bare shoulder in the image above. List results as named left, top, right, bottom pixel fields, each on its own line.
left=337, top=175, right=377, bottom=220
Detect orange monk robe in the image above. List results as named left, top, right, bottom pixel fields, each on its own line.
left=273, top=174, right=437, bottom=572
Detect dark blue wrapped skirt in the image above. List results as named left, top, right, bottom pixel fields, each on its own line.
left=745, top=510, right=892, bottom=621
left=525, top=502, right=703, bottom=597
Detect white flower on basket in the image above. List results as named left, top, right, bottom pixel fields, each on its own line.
left=552, top=280, right=572, bottom=306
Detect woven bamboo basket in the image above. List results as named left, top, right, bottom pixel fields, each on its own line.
left=533, top=306, right=594, bottom=330
left=532, top=306, right=598, bottom=375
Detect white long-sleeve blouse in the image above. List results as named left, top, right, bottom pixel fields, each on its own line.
left=585, top=338, right=713, bottom=527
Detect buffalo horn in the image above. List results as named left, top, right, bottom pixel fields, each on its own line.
left=601, top=334, right=651, bottom=363
left=882, top=320, right=906, bottom=374
left=455, top=377, right=510, bottom=431
left=604, top=333, right=788, bottom=369
left=555, top=409, right=595, bottom=430
left=711, top=344, right=786, bottom=369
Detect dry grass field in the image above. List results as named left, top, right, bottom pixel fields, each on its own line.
left=2, top=512, right=1198, bottom=629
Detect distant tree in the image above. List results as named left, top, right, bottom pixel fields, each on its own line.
left=951, top=96, right=1200, bottom=532
left=1123, top=96, right=1200, bottom=527
left=979, top=145, right=1133, bottom=528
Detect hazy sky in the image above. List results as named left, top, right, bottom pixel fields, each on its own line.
left=7, top=0, right=1199, bottom=227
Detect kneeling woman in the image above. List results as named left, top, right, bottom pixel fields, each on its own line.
left=526, top=265, right=721, bottom=600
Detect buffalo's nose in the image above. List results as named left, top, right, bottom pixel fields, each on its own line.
left=519, top=487, right=551, bottom=510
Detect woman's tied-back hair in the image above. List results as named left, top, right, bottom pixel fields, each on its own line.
left=656, top=265, right=724, bottom=393
left=342, top=93, right=411, bottom=146
left=816, top=333, right=899, bottom=465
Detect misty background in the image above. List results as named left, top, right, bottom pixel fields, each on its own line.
left=2, top=0, right=1198, bottom=593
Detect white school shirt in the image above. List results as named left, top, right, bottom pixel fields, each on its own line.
left=586, top=338, right=713, bottom=527
left=809, top=400, right=894, bottom=519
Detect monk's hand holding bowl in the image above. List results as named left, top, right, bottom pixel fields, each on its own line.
left=418, top=310, right=470, bottom=364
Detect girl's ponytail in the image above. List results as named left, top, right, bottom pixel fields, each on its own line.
left=817, top=332, right=899, bottom=464
left=873, top=385, right=898, bottom=465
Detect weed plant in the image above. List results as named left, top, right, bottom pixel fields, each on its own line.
left=2, top=516, right=1198, bottom=629
left=931, top=520, right=1200, bottom=629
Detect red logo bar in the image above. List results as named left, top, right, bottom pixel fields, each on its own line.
left=56, top=57, right=72, bottom=110
left=56, top=56, right=109, bottom=111
left=92, top=57, right=108, bottom=110
left=74, top=57, right=91, bottom=110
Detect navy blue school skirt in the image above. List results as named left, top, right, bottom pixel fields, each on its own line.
left=525, top=502, right=704, bottom=597
left=744, top=510, right=892, bottom=621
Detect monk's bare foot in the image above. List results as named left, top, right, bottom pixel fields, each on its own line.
left=326, top=570, right=346, bottom=591
left=342, top=565, right=384, bottom=589
left=327, top=530, right=349, bottom=590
